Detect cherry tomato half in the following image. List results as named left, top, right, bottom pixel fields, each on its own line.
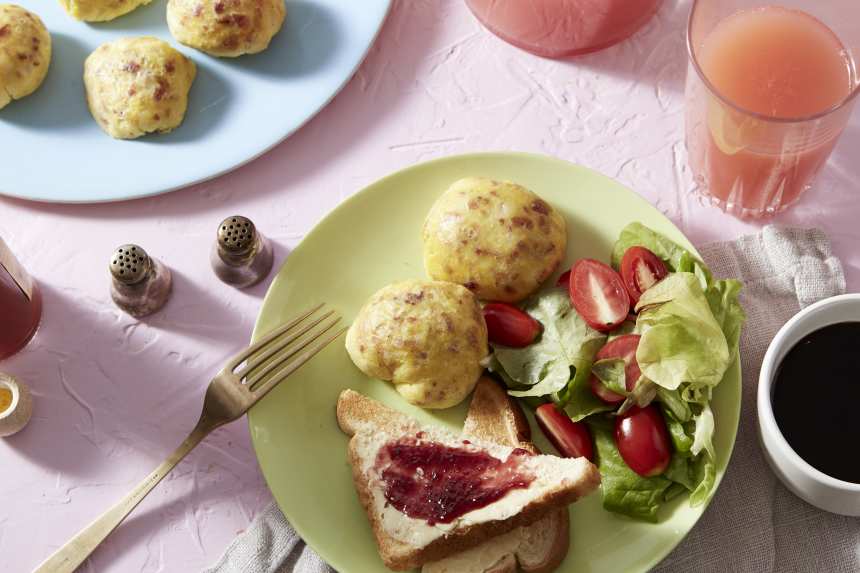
left=556, top=270, right=571, bottom=288
left=483, top=303, right=542, bottom=348
left=614, top=405, right=671, bottom=477
left=589, top=334, right=643, bottom=405
left=569, top=259, right=630, bottom=332
left=620, top=247, right=669, bottom=306
left=535, top=404, right=594, bottom=461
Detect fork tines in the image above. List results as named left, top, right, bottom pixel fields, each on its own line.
left=230, top=304, right=345, bottom=397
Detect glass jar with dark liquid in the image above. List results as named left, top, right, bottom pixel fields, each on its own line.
left=0, top=237, right=42, bottom=360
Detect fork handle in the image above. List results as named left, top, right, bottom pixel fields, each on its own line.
left=33, top=419, right=216, bottom=573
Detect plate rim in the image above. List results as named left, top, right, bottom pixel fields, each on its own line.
left=0, top=0, right=393, bottom=204
left=249, top=151, right=742, bottom=573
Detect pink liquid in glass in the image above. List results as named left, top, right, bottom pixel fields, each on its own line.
left=690, top=6, right=855, bottom=215
left=465, top=0, right=662, bottom=58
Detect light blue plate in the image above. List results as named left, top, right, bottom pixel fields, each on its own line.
left=0, top=0, right=391, bottom=203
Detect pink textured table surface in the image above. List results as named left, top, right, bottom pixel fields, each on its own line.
left=1, top=1, right=858, bottom=572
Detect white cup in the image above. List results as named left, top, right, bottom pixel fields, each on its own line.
left=758, top=293, right=860, bottom=516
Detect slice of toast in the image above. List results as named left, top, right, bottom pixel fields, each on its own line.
left=337, top=385, right=600, bottom=571
left=423, top=378, right=570, bottom=573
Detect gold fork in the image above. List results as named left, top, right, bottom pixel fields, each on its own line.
left=34, top=304, right=345, bottom=573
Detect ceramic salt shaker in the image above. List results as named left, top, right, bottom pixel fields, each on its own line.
left=210, top=215, right=273, bottom=288
left=0, top=373, right=33, bottom=437
left=109, top=244, right=172, bottom=318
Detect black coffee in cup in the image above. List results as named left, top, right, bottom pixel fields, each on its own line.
left=772, top=322, right=860, bottom=484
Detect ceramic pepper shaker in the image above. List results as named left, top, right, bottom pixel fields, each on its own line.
left=109, top=244, right=172, bottom=318
left=210, top=215, right=273, bottom=288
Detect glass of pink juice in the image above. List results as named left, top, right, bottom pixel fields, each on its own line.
left=685, top=1, right=860, bottom=218
left=465, top=0, right=662, bottom=58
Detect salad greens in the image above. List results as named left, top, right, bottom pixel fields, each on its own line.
left=662, top=407, right=693, bottom=454
left=487, top=222, right=745, bottom=522
left=491, top=290, right=609, bottom=419
left=656, top=386, right=692, bottom=422
left=634, top=272, right=730, bottom=391
left=615, top=222, right=745, bottom=361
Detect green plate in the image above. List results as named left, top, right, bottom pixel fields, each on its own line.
left=249, top=152, right=741, bottom=573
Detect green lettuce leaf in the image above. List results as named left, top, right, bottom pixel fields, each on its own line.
left=665, top=452, right=714, bottom=505
left=681, top=384, right=712, bottom=405
left=691, top=402, right=715, bottom=458
left=664, top=482, right=688, bottom=502
left=492, top=289, right=606, bottom=399
left=690, top=451, right=717, bottom=506
left=662, top=403, right=716, bottom=505
left=705, top=278, right=746, bottom=361
left=484, top=354, right=518, bottom=387
left=589, top=416, right=671, bottom=522
left=656, top=386, right=692, bottom=422
left=634, top=273, right=730, bottom=391
left=591, top=358, right=627, bottom=395
left=559, top=363, right=614, bottom=422
left=661, top=406, right=693, bottom=455
left=664, top=452, right=695, bottom=492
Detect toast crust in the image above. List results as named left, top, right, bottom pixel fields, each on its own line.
left=337, top=389, right=415, bottom=436
left=338, top=383, right=597, bottom=572
left=514, top=507, right=569, bottom=573
left=462, top=377, right=534, bottom=452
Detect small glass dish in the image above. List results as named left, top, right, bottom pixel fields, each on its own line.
left=0, top=373, right=33, bottom=437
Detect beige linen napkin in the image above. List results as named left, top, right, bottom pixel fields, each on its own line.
left=203, top=502, right=331, bottom=573
left=207, top=226, right=857, bottom=573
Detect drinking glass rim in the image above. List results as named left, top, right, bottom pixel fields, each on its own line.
left=686, top=0, right=860, bottom=124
